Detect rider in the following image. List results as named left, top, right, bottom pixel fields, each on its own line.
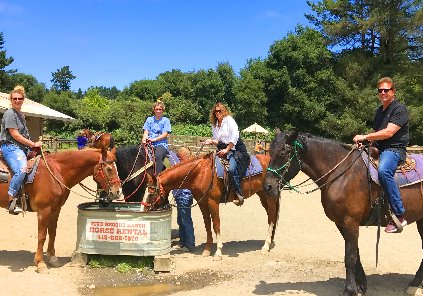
left=0, top=85, right=42, bottom=214
left=141, top=101, right=171, bottom=175
left=353, top=77, right=409, bottom=233
left=204, top=102, right=250, bottom=206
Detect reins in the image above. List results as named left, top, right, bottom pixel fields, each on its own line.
left=268, top=141, right=365, bottom=194
left=40, top=147, right=109, bottom=199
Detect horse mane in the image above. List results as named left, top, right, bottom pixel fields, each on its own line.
left=299, top=132, right=353, bottom=151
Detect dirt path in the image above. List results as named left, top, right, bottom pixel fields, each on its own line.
left=0, top=173, right=421, bottom=295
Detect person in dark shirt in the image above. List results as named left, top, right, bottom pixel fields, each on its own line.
left=353, top=77, right=409, bottom=233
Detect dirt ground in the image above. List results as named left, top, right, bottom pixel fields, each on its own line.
left=0, top=173, right=422, bottom=296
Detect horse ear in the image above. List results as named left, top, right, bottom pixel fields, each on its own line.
left=286, top=129, right=299, bottom=143
left=110, top=147, right=117, bottom=156
left=274, top=127, right=281, bottom=135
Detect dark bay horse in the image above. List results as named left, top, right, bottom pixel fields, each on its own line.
left=148, top=152, right=279, bottom=257
left=114, top=145, right=151, bottom=203
left=0, top=147, right=121, bottom=273
left=263, top=130, right=423, bottom=296
left=84, top=129, right=115, bottom=150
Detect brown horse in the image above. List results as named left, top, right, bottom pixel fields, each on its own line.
left=84, top=129, right=115, bottom=150
left=0, top=147, right=121, bottom=273
left=263, top=130, right=423, bottom=296
left=148, top=152, right=279, bottom=257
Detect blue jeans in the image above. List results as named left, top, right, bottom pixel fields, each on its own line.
left=378, top=149, right=405, bottom=216
left=1, top=143, right=27, bottom=198
left=173, top=189, right=195, bottom=248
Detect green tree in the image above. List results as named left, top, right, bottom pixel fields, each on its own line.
left=43, top=90, right=77, bottom=132
left=157, top=69, right=192, bottom=99
left=9, top=73, right=46, bottom=102
left=216, top=62, right=237, bottom=106
left=233, top=70, right=267, bottom=128
left=51, top=66, right=76, bottom=92
left=73, top=89, right=111, bottom=130
left=0, top=32, right=16, bottom=92
left=126, top=79, right=163, bottom=101
left=306, top=0, right=423, bottom=65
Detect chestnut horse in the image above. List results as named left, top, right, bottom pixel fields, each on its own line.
left=148, top=152, right=279, bottom=257
left=263, top=130, right=423, bottom=296
left=84, top=129, right=115, bottom=150
left=0, top=147, right=121, bottom=273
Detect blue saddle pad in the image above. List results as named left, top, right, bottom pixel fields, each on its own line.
left=215, top=155, right=263, bottom=179
left=361, top=152, right=423, bottom=187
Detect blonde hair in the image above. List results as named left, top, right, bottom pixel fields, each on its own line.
left=209, top=102, right=230, bottom=127
left=152, top=101, right=165, bottom=112
left=377, top=77, right=395, bottom=90
left=9, top=85, right=25, bottom=101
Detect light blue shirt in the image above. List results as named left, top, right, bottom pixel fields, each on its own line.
left=143, top=116, right=171, bottom=149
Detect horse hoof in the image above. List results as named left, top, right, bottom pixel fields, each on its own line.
left=406, top=286, right=423, bottom=296
left=47, top=255, right=61, bottom=268
left=201, top=250, right=211, bottom=257
left=36, top=263, right=49, bottom=274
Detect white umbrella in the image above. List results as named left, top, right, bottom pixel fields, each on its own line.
left=242, top=123, right=268, bottom=134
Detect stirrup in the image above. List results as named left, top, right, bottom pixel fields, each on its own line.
left=8, top=198, right=19, bottom=215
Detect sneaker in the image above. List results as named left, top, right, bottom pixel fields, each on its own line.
left=13, top=205, right=23, bottom=214
left=385, top=217, right=407, bottom=233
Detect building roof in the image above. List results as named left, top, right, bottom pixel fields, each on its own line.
left=0, top=92, right=75, bottom=122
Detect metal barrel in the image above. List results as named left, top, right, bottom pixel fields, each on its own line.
left=75, top=202, right=171, bottom=256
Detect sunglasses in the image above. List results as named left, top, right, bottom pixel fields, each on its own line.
left=378, top=88, right=392, bottom=94
left=154, top=108, right=163, bottom=111
left=12, top=97, right=24, bottom=101
left=214, top=109, right=222, bottom=114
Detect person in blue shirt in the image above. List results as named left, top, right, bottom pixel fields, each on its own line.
left=141, top=101, right=171, bottom=175
left=76, top=130, right=88, bottom=150
left=171, top=147, right=195, bottom=252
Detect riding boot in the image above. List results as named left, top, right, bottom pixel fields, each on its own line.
left=229, top=172, right=244, bottom=206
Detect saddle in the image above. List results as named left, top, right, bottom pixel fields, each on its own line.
left=215, top=155, right=263, bottom=203
left=362, top=148, right=423, bottom=188
left=369, top=146, right=416, bottom=174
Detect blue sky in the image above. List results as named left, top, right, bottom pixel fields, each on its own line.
left=1, top=0, right=312, bottom=91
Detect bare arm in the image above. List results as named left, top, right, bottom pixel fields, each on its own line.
left=353, top=123, right=400, bottom=143
left=8, top=128, right=42, bottom=148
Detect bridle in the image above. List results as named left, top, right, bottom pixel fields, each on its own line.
left=267, top=140, right=303, bottom=190
left=267, top=139, right=362, bottom=194
left=93, top=156, right=121, bottom=195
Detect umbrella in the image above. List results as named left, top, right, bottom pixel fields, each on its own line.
left=242, top=123, right=268, bottom=134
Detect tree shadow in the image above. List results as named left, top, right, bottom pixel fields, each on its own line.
left=253, top=273, right=416, bottom=296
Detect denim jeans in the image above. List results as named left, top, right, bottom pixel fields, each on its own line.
left=1, top=143, right=27, bottom=197
left=378, top=149, right=405, bottom=216
left=173, top=189, right=195, bottom=248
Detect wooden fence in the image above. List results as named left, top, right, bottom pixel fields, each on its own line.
left=41, top=134, right=423, bottom=155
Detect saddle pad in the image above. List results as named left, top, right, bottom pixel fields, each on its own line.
left=164, top=150, right=179, bottom=168
left=361, top=152, right=423, bottom=187
left=215, top=155, right=263, bottom=179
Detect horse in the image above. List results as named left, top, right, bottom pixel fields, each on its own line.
left=148, top=152, right=279, bottom=257
left=263, top=130, right=423, bottom=296
left=0, top=147, right=121, bottom=273
left=83, top=128, right=115, bottom=150
left=114, top=145, right=151, bottom=203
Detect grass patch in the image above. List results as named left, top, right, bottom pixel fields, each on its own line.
left=88, top=254, right=154, bottom=273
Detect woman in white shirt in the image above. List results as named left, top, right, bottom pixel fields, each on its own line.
left=204, top=102, right=250, bottom=206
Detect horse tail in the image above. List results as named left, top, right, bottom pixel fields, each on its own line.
left=271, top=195, right=281, bottom=242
